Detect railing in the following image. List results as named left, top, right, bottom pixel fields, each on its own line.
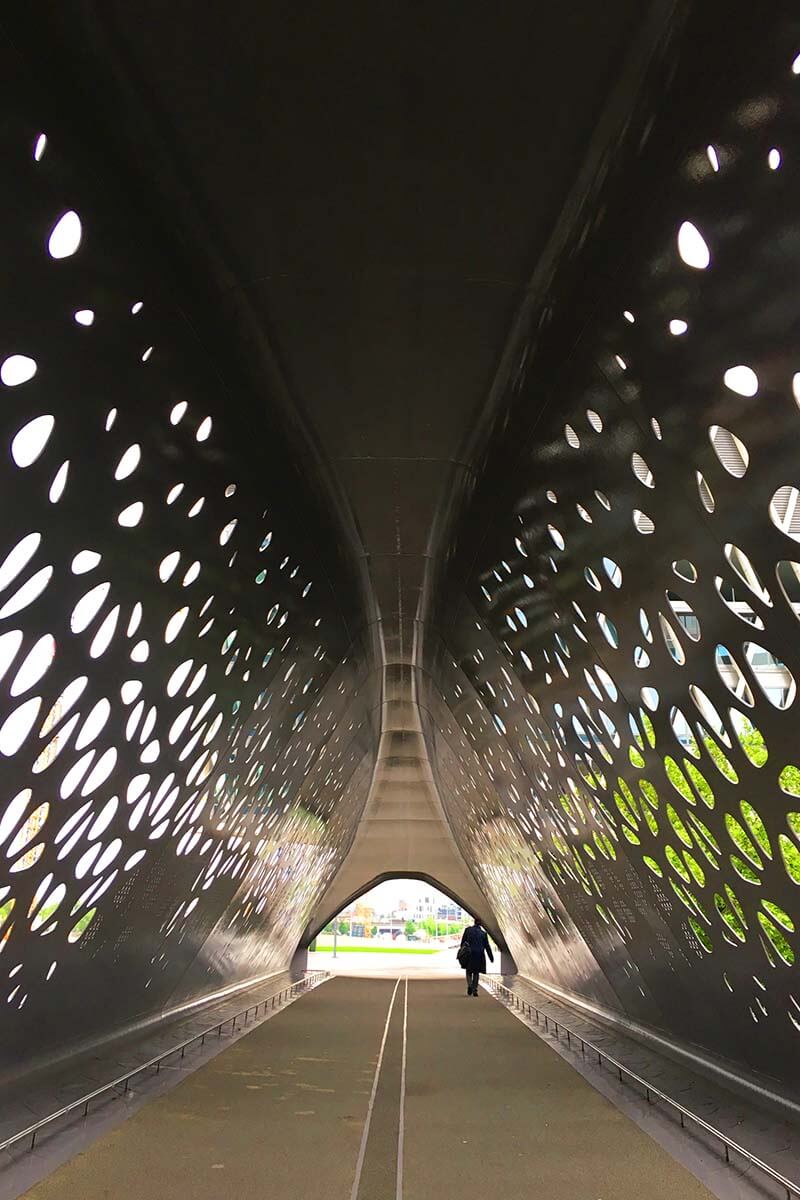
left=485, top=978, right=799, bottom=1200
left=0, top=970, right=329, bottom=1160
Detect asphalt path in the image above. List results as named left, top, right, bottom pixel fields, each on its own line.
left=18, top=976, right=717, bottom=1200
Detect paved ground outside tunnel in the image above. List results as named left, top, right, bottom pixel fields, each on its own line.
left=17, top=976, right=717, bottom=1200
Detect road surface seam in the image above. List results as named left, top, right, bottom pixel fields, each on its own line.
left=350, top=977, right=400, bottom=1200
left=396, top=977, right=408, bottom=1200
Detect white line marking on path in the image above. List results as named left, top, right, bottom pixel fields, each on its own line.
left=396, top=977, right=408, bottom=1200
left=350, top=977, right=401, bottom=1200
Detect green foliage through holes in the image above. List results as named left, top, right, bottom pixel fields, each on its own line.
left=700, top=730, right=739, bottom=782
left=664, top=756, right=694, bottom=803
left=666, top=845, right=691, bottom=883
left=614, top=790, right=638, bottom=828
left=684, top=851, right=705, bottom=887
left=715, top=892, right=746, bottom=941
left=740, top=800, right=771, bottom=859
left=642, top=806, right=659, bottom=837
left=68, top=908, right=96, bottom=943
left=684, top=760, right=714, bottom=808
left=762, top=900, right=794, bottom=931
left=667, top=804, right=692, bottom=848
left=779, top=834, right=800, bottom=884
left=688, top=810, right=721, bottom=853
left=689, top=916, right=713, bottom=952
left=757, top=913, right=795, bottom=964
left=779, top=765, right=800, bottom=797
left=725, top=814, right=763, bottom=868
left=731, top=856, right=761, bottom=885
left=639, top=779, right=659, bottom=809
left=734, top=718, right=768, bottom=768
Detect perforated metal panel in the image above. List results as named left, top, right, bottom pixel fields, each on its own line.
left=430, top=12, right=800, bottom=1085
left=0, top=50, right=376, bottom=1079
left=3, top=0, right=800, bottom=1101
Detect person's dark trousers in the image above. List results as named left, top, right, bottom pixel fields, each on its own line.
left=466, top=969, right=479, bottom=995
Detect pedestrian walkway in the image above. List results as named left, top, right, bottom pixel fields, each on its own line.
left=17, top=978, right=716, bottom=1200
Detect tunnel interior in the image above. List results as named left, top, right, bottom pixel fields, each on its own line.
left=0, top=0, right=798, bottom=1106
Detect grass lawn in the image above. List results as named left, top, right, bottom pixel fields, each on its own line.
left=312, top=944, right=439, bottom=955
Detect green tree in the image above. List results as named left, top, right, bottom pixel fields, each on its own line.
left=404, top=919, right=417, bottom=937
left=371, top=924, right=378, bottom=937
left=338, top=919, right=348, bottom=935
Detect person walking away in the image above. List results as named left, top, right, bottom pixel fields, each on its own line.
left=459, top=918, right=493, bottom=995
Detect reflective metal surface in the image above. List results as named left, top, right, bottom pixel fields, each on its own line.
left=0, top=0, right=798, bottom=1107
left=0, top=41, right=377, bottom=1080
left=429, top=8, right=800, bottom=1088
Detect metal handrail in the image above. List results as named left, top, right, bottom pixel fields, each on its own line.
left=485, top=978, right=799, bottom=1200
left=0, top=970, right=329, bottom=1159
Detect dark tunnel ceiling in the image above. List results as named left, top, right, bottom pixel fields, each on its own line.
left=23, top=0, right=649, bottom=650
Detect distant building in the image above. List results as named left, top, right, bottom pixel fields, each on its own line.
left=436, top=902, right=466, bottom=922
left=338, top=887, right=467, bottom=931
left=412, top=892, right=467, bottom=924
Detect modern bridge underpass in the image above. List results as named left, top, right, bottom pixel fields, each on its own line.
left=2, top=1, right=800, bottom=1196
left=8, top=978, right=720, bottom=1200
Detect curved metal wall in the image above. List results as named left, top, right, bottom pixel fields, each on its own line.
left=0, top=45, right=377, bottom=1081
left=430, top=10, right=800, bottom=1087
left=4, top=0, right=800, bottom=1103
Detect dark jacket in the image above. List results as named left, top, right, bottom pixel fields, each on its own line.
left=460, top=924, right=494, bottom=973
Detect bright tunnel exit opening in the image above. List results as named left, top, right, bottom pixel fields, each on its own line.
left=307, top=877, right=501, bottom=977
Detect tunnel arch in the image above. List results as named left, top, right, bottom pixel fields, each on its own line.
left=301, top=871, right=508, bottom=951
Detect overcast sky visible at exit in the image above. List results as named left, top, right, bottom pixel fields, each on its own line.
left=353, top=878, right=460, bottom=913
